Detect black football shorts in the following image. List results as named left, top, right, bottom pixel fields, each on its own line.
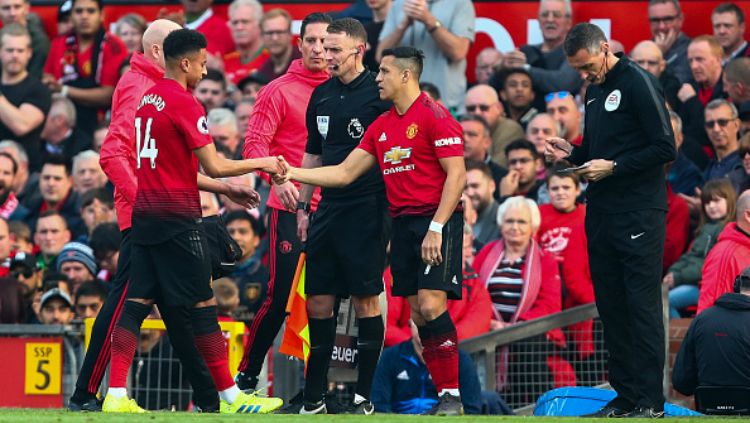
left=128, top=229, right=213, bottom=306
left=305, top=195, right=390, bottom=298
left=390, top=212, right=463, bottom=300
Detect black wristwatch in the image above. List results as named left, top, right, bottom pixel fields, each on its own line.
left=296, top=201, right=310, bottom=213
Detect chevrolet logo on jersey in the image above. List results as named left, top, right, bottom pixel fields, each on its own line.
left=384, top=146, right=412, bottom=164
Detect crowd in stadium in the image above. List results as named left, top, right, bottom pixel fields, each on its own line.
left=0, top=0, right=749, bottom=416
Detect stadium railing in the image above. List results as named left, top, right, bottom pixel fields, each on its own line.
left=82, top=318, right=248, bottom=411
left=0, top=287, right=670, bottom=410
left=459, top=285, right=670, bottom=412
left=460, top=303, right=605, bottom=411
left=0, top=319, right=246, bottom=410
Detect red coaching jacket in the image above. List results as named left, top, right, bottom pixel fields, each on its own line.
left=243, top=59, right=327, bottom=212
left=99, top=52, right=163, bottom=231
left=698, top=223, right=750, bottom=313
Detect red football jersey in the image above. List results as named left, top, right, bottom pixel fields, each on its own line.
left=44, top=33, right=128, bottom=87
left=358, top=93, right=464, bottom=217
left=132, top=79, right=213, bottom=244
left=223, top=49, right=269, bottom=86
left=196, top=13, right=236, bottom=57
left=536, top=203, right=587, bottom=261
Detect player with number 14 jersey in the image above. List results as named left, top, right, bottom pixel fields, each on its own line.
left=132, top=79, right=213, bottom=245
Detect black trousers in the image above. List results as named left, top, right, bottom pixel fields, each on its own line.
left=585, top=208, right=666, bottom=410
left=239, top=208, right=302, bottom=376
left=74, top=230, right=133, bottom=397
left=74, top=229, right=218, bottom=409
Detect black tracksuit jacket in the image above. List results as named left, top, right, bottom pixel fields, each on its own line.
left=672, top=293, right=750, bottom=395
left=569, top=54, right=676, bottom=213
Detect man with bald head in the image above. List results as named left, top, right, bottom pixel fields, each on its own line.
left=608, top=39, right=626, bottom=55
left=475, top=47, right=502, bottom=85
left=545, top=91, right=581, bottom=145
left=632, top=40, right=667, bottom=79
left=526, top=112, right=559, bottom=155
left=724, top=57, right=750, bottom=104
left=698, top=189, right=750, bottom=313
left=464, top=84, right=524, bottom=167
left=524, top=113, right=560, bottom=196
left=71, top=19, right=259, bottom=411
left=632, top=39, right=681, bottom=109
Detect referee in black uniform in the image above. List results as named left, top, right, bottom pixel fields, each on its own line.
left=546, top=23, right=676, bottom=418
left=296, top=18, right=391, bottom=414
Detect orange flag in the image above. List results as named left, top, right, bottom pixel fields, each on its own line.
left=279, top=253, right=310, bottom=367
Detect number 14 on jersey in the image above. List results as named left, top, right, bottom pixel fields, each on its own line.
left=135, top=117, right=159, bottom=169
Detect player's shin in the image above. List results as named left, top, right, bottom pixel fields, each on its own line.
left=417, top=311, right=459, bottom=397
left=189, top=305, right=237, bottom=401
left=161, top=305, right=220, bottom=410
left=303, top=316, right=337, bottom=405
left=108, top=301, right=152, bottom=390
left=354, top=316, right=384, bottom=402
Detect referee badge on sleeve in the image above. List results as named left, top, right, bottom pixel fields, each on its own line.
left=605, top=90, right=621, bottom=112
left=317, top=116, right=330, bottom=139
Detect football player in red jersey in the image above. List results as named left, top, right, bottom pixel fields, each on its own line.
left=279, top=46, right=467, bottom=416
left=70, top=20, right=263, bottom=413
left=103, top=29, right=283, bottom=414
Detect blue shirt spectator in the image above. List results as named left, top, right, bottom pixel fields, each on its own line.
left=669, top=151, right=704, bottom=195
left=704, top=150, right=741, bottom=182
left=371, top=340, right=482, bottom=414
left=702, top=100, right=742, bottom=182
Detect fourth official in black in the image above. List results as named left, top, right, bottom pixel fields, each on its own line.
left=546, top=23, right=676, bottom=418
left=295, top=18, right=391, bottom=414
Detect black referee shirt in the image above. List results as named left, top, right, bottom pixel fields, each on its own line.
left=570, top=54, right=676, bottom=213
left=306, top=71, right=391, bottom=201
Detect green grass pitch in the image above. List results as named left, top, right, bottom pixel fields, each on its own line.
left=0, top=409, right=742, bottom=422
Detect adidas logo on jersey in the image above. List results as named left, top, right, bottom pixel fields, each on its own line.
left=396, top=370, right=410, bottom=381
left=378, top=132, right=387, bottom=142
left=440, top=340, right=456, bottom=348
left=451, top=275, right=458, bottom=285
